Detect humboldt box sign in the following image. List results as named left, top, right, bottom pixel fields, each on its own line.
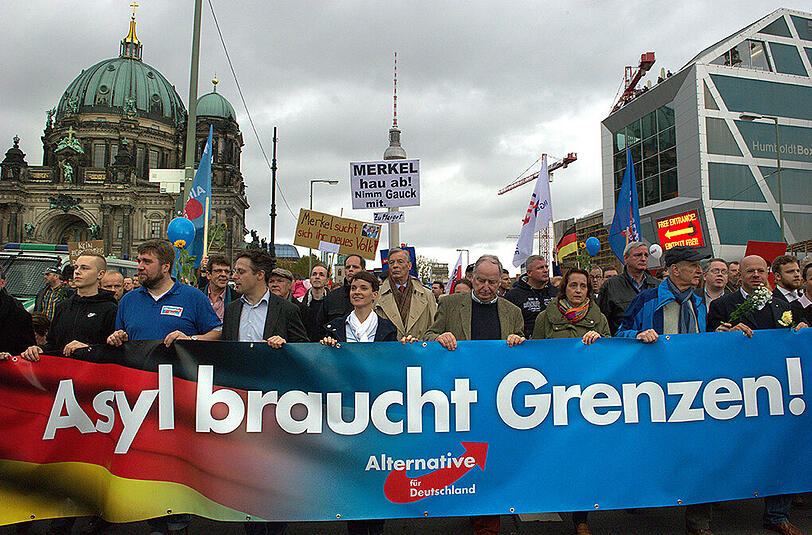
left=656, top=210, right=704, bottom=250
left=350, top=159, right=420, bottom=209
left=294, top=209, right=381, bottom=260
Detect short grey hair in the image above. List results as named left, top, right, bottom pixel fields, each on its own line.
left=473, top=254, right=503, bottom=275
left=703, top=258, right=728, bottom=272
left=623, top=241, right=648, bottom=257
left=387, top=248, right=411, bottom=262
left=525, top=255, right=546, bottom=268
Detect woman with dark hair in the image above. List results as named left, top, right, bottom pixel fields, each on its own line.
left=531, top=267, right=611, bottom=535
left=320, top=270, right=396, bottom=535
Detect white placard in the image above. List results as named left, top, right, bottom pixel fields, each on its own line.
left=374, top=211, right=406, bottom=224
left=318, top=240, right=341, bottom=254
left=350, top=159, right=420, bottom=209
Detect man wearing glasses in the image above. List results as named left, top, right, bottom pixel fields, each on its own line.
left=201, top=254, right=240, bottom=321
left=700, top=258, right=729, bottom=305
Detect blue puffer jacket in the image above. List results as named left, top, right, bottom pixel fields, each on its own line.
left=616, top=279, right=706, bottom=337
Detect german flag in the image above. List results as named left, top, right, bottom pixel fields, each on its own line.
left=557, top=226, right=578, bottom=259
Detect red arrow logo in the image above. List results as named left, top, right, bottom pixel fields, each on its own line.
left=383, top=442, right=488, bottom=503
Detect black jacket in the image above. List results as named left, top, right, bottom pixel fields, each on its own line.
left=597, top=269, right=660, bottom=335
left=707, top=289, right=792, bottom=331
left=324, top=312, right=398, bottom=342
left=790, top=298, right=812, bottom=326
left=221, top=292, right=308, bottom=342
left=44, top=290, right=118, bottom=355
left=0, top=288, right=34, bottom=355
left=299, top=289, right=327, bottom=343
left=315, top=282, right=354, bottom=339
left=504, top=276, right=558, bottom=338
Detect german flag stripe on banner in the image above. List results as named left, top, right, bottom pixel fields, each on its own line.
left=556, top=226, right=578, bottom=258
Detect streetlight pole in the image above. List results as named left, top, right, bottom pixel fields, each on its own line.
left=456, top=248, right=470, bottom=270
left=308, top=179, right=339, bottom=274
left=181, top=0, right=203, bottom=214
left=739, top=113, right=783, bottom=242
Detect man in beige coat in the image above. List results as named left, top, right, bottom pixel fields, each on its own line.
left=422, top=254, right=524, bottom=535
left=375, top=248, right=437, bottom=339
left=424, top=255, right=524, bottom=347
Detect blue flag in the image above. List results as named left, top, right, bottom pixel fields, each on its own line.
left=608, top=149, right=642, bottom=263
left=183, top=125, right=213, bottom=268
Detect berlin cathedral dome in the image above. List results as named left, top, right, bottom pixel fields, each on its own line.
left=0, top=9, right=248, bottom=261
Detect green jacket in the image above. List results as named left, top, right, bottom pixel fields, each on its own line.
left=532, top=298, right=611, bottom=340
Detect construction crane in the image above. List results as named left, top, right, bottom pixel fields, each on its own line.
left=497, top=152, right=577, bottom=195
left=611, top=52, right=655, bottom=113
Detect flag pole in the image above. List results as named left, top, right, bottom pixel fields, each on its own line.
left=202, top=196, right=210, bottom=259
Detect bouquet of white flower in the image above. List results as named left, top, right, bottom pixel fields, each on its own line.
left=728, top=285, right=772, bottom=324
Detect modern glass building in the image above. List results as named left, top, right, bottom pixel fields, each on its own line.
left=601, top=8, right=812, bottom=261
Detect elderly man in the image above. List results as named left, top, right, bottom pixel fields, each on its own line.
left=424, top=255, right=524, bottom=535
left=299, top=263, right=330, bottom=342
left=505, top=254, right=557, bottom=337
left=589, top=267, right=603, bottom=300
left=617, top=246, right=713, bottom=535
left=374, top=248, right=437, bottom=339
left=700, top=258, right=729, bottom=305
left=597, top=242, right=660, bottom=335
left=100, top=270, right=125, bottom=301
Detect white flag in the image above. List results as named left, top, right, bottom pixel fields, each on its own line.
left=512, top=155, right=552, bottom=267
left=446, top=252, right=464, bottom=294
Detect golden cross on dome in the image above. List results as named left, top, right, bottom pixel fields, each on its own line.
left=130, top=1, right=139, bottom=20
left=67, top=126, right=76, bottom=140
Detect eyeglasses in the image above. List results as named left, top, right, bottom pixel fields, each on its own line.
left=708, top=268, right=728, bottom=275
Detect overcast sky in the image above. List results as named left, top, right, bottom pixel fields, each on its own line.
left=1, top=1, right=802, bottom=274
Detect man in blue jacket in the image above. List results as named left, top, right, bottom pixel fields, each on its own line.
left=617, top=246, right=711, bottom=535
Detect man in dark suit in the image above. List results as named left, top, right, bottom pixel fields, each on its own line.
left=221, top=249, right=306, bottom=535
left=707, top=255, right=807, bottom=535
left=791, top=263, right=812, bottom=325
left=222, top=249, right=307, bottom=347
left=771, top=255, right=802, bottom=305
left=708, top=255, right=790, bottom=333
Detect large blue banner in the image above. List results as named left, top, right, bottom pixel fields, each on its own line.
left=1, top=329, right=809, bottom=523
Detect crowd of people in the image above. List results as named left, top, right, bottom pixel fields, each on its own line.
left=1, top=239, right=810, bottom=535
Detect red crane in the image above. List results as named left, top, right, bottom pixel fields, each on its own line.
left=497, top=153, right=577, bottom=195
left=611, top=52, right=655, bottom=113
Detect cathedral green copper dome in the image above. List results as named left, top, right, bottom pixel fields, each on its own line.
left=197, top=78, right=237, bottom=121
left=196, top=92, right=236, bottom=121
left=55, top=18, right=186, bottom=128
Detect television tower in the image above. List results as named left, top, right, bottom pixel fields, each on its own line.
left=383, top=52, right=406, bottom=249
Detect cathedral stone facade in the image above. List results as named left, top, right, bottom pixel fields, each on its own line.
left=0, top=14, right=248, bottom=260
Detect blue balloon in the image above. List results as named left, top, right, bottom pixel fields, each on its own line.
left=167, top=217, right=195, bottom=248
left=585, top=236, right=601, bottom=257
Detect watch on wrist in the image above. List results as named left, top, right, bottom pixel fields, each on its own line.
left=191, top=335, right=198, bottom=341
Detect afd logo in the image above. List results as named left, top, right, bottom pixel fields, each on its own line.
left=160, top=306, right=183, bottom=317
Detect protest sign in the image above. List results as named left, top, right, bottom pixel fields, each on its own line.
left=294, top=208, right=381, bottom=260
left=68, top=240, right=105, bottom=264
left=0, top=331, right=809, bottom=525
left=374, top=211, right=406, bottom=224
left=350, top=159, right=420, bottom=209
